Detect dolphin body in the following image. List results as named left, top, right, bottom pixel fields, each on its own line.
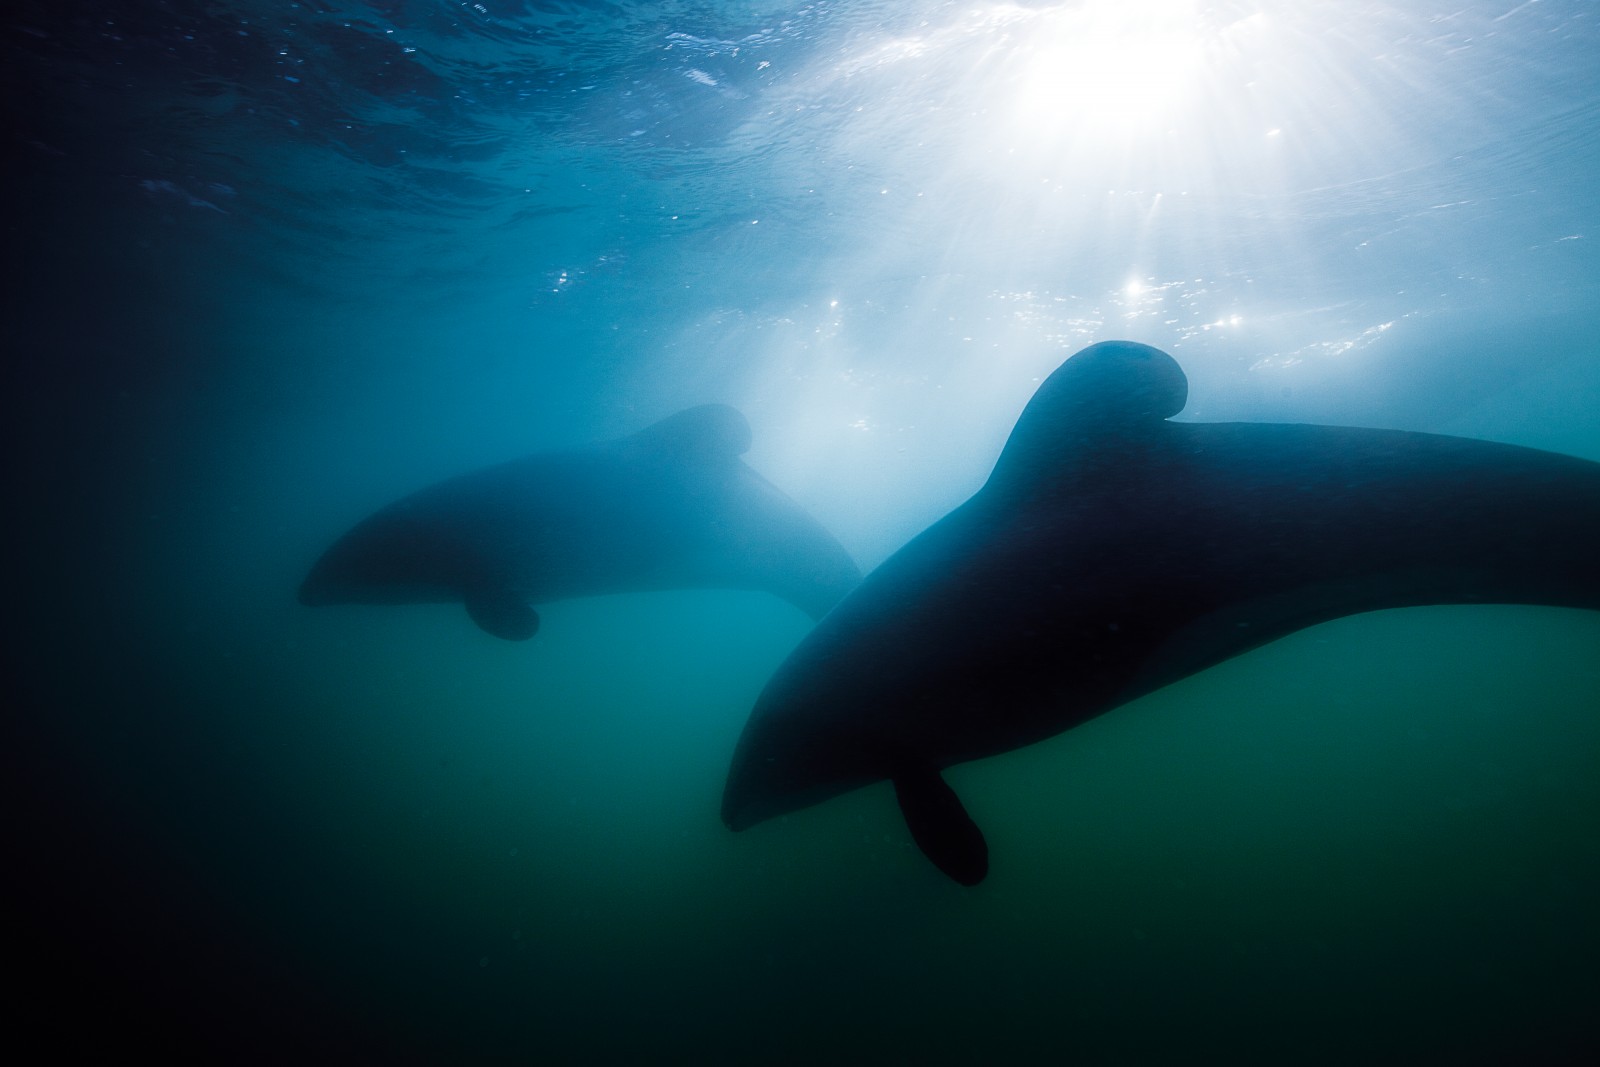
left=721, top=341, right=1600, bottom=885
left=300, top=405, right=861, bottom=639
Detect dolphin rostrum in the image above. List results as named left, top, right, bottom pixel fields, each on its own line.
left=301, top=404, right=861, bottom=639
left=721, top=341, right=1600, bottom=885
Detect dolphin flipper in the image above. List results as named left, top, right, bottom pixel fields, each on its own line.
left=892, top=769, right=988, bottom=886
left=464, top=588, right=540, bottom=641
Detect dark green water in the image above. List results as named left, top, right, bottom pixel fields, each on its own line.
left=9, top=2, right=1599, bottom=1062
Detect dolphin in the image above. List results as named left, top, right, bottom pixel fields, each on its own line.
left=721, top=341, right=1600, bottom=885
left=300, top=404, right=861, bottom=639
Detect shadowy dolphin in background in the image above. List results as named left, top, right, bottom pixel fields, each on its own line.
left=722, top=341, right=1600, bottom=886
left=300, top=404, right=861, bottom=639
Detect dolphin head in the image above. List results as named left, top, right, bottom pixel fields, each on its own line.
left=722, top=637, right=992, bottom=885
left=299, top=508, right=468, bottom=606
left=720, top=631, right=887, bottom=831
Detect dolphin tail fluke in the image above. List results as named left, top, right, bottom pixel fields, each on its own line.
left=893, top=769, right=989, bottom=886
left=777, top=554, right=863, bottom=621
left=736, top=469, right=863, bottom=620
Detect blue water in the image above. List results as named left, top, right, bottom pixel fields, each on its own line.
left=9, top=1, right=1600, bottom=1061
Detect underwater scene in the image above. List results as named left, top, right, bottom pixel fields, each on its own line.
left=9, top=1, right=1600, bottom=1062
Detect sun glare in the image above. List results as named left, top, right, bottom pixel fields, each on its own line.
left=1010, top=0, right=1207, bottom=137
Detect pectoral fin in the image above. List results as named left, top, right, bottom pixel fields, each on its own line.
left=893, top=769, right=988, bottom=886
left=464, top=589, right=540, bottom=641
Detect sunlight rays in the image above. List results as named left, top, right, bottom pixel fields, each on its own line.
left=673, top=0, right=1556, bottom=537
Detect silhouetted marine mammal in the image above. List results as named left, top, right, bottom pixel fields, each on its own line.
left=300, top=404, right=861, bottom=639
left=722, top=341, right=1600, bottom=885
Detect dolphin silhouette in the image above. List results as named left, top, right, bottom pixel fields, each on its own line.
left=300, top=404, right=861, bottom=639
left=721, top=341, right=1600, bottom=885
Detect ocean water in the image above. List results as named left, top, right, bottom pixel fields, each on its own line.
left=8, top=1, right=1600, bottom=1062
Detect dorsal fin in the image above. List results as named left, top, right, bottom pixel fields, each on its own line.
left=629, top=403, right=752, bottom=462
left=989, top=340, right=1187, bottom=488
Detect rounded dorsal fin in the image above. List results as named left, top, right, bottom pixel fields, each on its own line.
left=990, top=340, right=1187, bottom=486
left=630, top=403, right=752, bottom=461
